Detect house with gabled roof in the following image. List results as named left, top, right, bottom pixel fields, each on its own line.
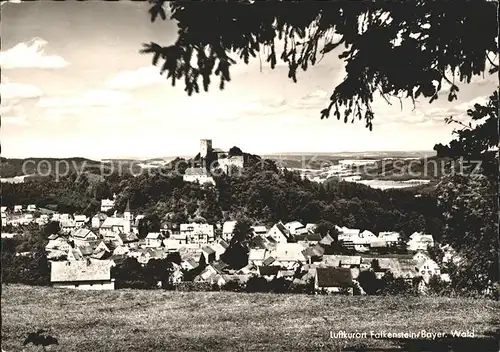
left=322, top=255, right=361, bottom=268
left=407, top=232, right=434, bottom=252
left=51, top=259, right=115, bottom=290
left=295, top=232, right=322, bottom=246
left=378, top=231, right=400, bottom=245
left=91, top=213, right=108, bottom=229
left=67, top=248, right=84, bottom=261
left=47, top=250, right=67, bottom=261
left=337, top=226, right=361, bottom=241
left=180, top=223, right=215, bottom=244
left=212, top=261, right=229, bottom=273
left=113, top=245, right=130, bottom=256
left=251, top=225, right=268, bottom=237
left=354, top=230, right=378, bottom=246
left=284, top=221, right=305, bottom=235
left=315, top=267, right=354, bottom=294
left=74, top=215, right=88, bottom=228
left=137, top=248, right=166, bottom=264
left=202, top=245, right=216, bottom=264
left=94, top=241, right=112, bottom=254
left=210, top=241, right=227, bottom=261
left=268, top=243, right=307, bottom=269
left=45, top=238, right=72, bottom=253
left=183, top=167, right=215, bottom=185
left=100, top=198, right=115, bottom=212
left=71, top=228, right=99, bottom=247
left=416, top=258, right=441, bottom=284
left=117, top=232, right=138, bottom=246
left=248, top=248, right=267, bottom=266
left=267, top=222, right=294, bottom=244
left=60, top=219, right=76, bottom=234
left=78, top=242, right=98, bottom=257
left=319, top=234, right=335, bottom=247
left=302, top=244, right=325, bottom=264
left=164, top=238, right=185, bottom=252
left=99, top=215, right=131, bottom=237
left=248, top=235, right=271, bottom=250
left=181, top=257, right=200, bottom=271
left=91, top=250, right=111, bottom=260
left=194, top=264, right=220, bottom=283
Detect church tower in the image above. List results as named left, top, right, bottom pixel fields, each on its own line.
left=200, top=139, right=212, bottom=159
left=124, top=199, right=131, bottom=233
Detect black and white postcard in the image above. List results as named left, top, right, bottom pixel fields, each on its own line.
left=1, top=1, right=499, bottom=351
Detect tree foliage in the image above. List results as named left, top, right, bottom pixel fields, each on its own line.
left=1, top=232, right=50, bottom=286
left=143, top=0, right=498, bottom=129
left=433, top=90, right=499, bottom=295
left=112, top=257, right=174, bottom=289
left=434, top=91, right=499, bottom=177
left=437, top=174, right=498, bottom=295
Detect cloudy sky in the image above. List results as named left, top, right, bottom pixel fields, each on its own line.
left=1, top=1, right=497, bottom=160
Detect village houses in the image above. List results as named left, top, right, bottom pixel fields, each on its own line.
left=2, top=200, right=447, bottom=294
left=180, top=223, right=215, bottom=244
left=145, top=232, right=165, bottom=248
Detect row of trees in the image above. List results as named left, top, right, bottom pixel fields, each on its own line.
left=112, top=258, right=178, bottom=289
left=1, top=231, right=50, bottom=286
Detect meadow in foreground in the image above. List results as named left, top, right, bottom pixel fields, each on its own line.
left=1, top=285, right=499, bottom=351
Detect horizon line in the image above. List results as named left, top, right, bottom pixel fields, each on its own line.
left=1, top=149, right=436, bottom=161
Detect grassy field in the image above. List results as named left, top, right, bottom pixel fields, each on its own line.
left=1, top=285, right=499, bottom=352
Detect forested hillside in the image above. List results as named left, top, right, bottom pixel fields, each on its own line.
left=2, top=157, right=444, bottom=241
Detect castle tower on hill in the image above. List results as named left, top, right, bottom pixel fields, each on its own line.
left=200, top=139, right=213, bottom=159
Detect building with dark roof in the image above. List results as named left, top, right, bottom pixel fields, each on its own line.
left=315, top=267, right=354, bottom=294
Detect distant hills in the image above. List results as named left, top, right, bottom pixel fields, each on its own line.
left=262, top=150, right=433, bottom=158
left=0, top=157, right=141, bottom=179
left=0, top=151, right=439, bottom=180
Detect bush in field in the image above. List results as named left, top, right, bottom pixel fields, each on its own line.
left=358, top=270, right=381, bottom=295
left=112, top=258, right=174, bottom=289
left=245, top=276, right=270, bottom=293
left=270, top=277, right=291, bottom=294
left=112, top=258, right=150, bottom=289
left=427, top=275, right=452, bottom=296
left=221, top=280, right=245, bottom=292
left=379, top=272, right=414, bottom=295
left=290, top=278, right=315, bottom=294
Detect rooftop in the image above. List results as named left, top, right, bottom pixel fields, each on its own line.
left=184, top=168, right=209, bottom=176
left=316, top=267, right=353, bottom=288
left=51, top=259, right=114, bottom=282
